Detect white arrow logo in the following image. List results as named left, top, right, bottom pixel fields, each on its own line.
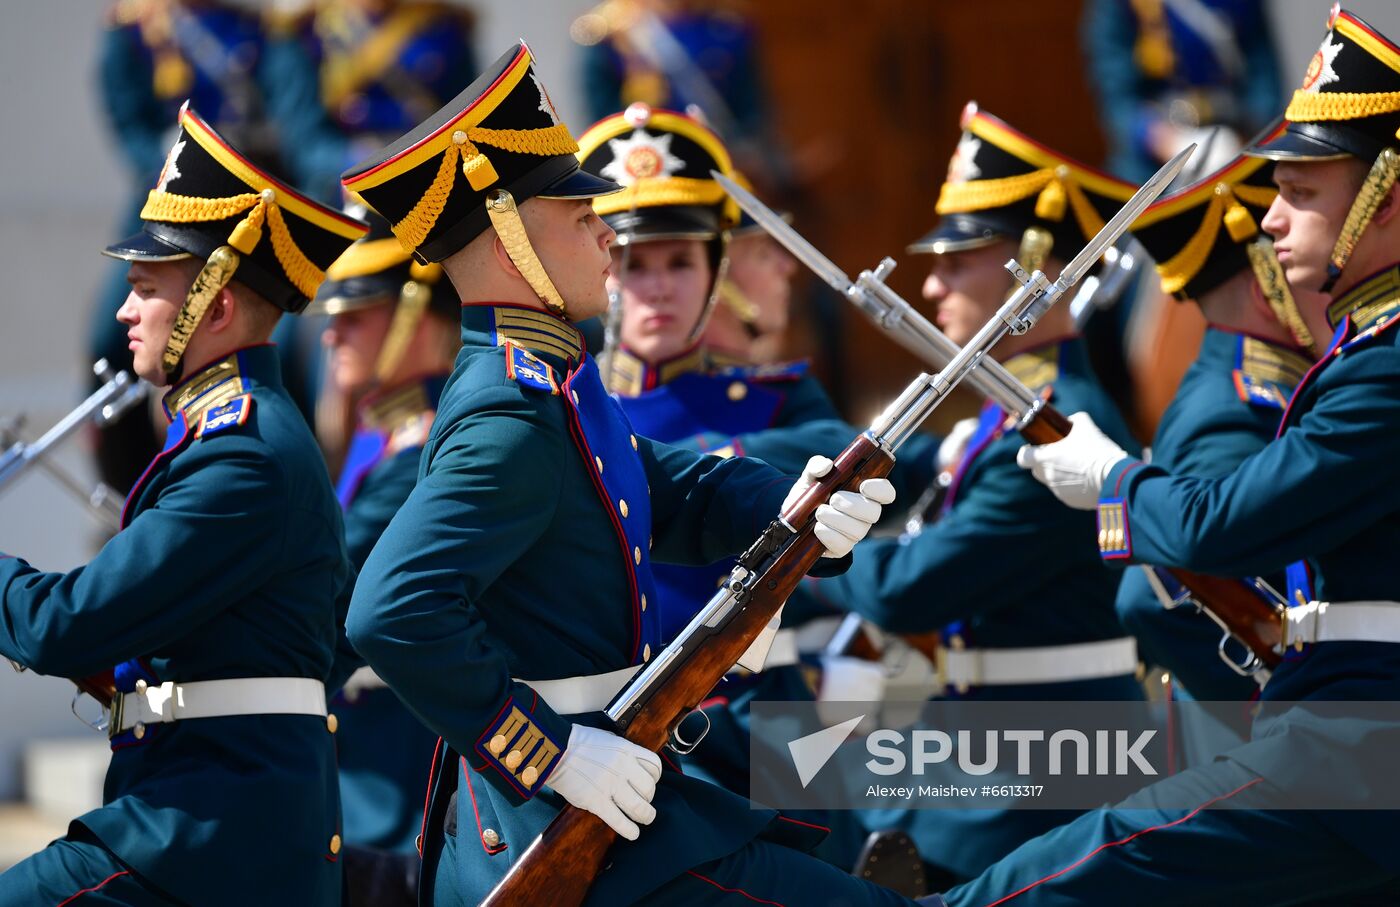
left=787, top=715, right=864, bottom=788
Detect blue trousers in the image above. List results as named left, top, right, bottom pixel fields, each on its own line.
left=429, top=825, right=924, bottom=906
left=0, top=824, right=180, bottom=906
left=943, top=756, right=1397, bottom=906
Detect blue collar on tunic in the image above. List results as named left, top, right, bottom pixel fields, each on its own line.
left=607, top=343, right=710, bottom=396
left=1326, top=265, right=1400, bottom=332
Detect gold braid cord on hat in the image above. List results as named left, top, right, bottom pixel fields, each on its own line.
left=1154, top=182, right=1276, bottom=295
left=937, top=167, right=1108, bottom=243
left=392, top=123, right=578, bottom=254
left=485, top=190, right=569, bottom=318
left=142, top=189, right=325, bottom=298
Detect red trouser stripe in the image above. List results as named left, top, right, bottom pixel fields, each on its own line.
left=685, top=869, right=787, bottom=905
left=56, top=870, right=130, bottom=906
left=981, top=776, right=1265, bottom=906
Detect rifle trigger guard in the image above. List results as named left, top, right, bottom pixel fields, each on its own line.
left=667, top=708, right=711, bottom=755
left=1216, top=631, right=1265, bottom=678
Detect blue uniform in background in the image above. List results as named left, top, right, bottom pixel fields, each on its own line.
left=1080, top=0, right=1282, bottom=182
left=332, top=374, right=449, bottom=856
left=0, top=346, right=353, bottom=907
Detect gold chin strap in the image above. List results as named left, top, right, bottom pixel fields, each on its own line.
left=1324, top=147, right=1400, bottom=293
left=162, top=245, right=241, bottom=380
left=1007, top=226, right=1054, bottom=300
left=717, top=275, right=761, bottom=335
left=686, top=239, right=732, bottom=345
left=484, top=190, right=569, bottom=319
left=374, top=269, right=435, bottom=383
left=1246, top=238, right=1315, bottom=352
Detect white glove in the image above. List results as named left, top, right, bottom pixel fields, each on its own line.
left=1015, top=412, right=1129, bottom=510
left=545, top=724, right=662, bottom=840
left=782, top=456, right=897, bottom=558
left=936, top=417, right=981, bottom=472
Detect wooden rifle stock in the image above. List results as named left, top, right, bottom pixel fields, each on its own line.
left=1024, top=402, right=1284, bottom=668
left=481, top=435, right=896, bottom=907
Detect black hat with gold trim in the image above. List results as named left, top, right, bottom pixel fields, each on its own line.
left=104, top=105, right=368, bottom=379
left=1248, top=6, right=1400, bottom=293
left=1132, top=121, right=1314, bottom=348
left=309, top=209, right=461, bottom=381
left=1250, top=6, right=1400, bottom=163
left=911, top=103, right=1137, bottom=268
left=576, top=103, right=735, bottom=244
left=341, top=42, right=619, bottom=279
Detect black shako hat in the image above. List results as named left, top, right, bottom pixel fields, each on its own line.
left=104, top=106, right=367, bottom=312
left=341, top=42, right=620, bottom=263
left=910, top=102, right=1137, bottom=258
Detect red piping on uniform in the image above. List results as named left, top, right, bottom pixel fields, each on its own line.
left=56, top=870, right=130, bottom=905
left=462, top=759, right=509, bottom=855
left=776, top=815, right=830, bottom=834
left=1278, top=317, right=1349, bottom=436
left=120, top=422, right=191, bottom=527
left=978, top=776, right=1266, bottom=906
left=684, top=870, right=787, bottom=905
left=563, top=370, right=645, bottom=661
left=474, top=699, right=529, bottom=797
left=419, top=737, right=444, bottom=856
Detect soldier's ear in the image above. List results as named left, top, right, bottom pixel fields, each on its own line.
left=202, top=286, right=238, bottom=335
left=1371, top=181, right=1400, bottom=226
left=492, top=234, right=523, bottom=280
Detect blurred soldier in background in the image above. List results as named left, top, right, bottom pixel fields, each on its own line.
left=573, top=0, right=786, bottom=189
left=703, top=175, right=800, bottom=365
left=265, top=0, right=478, bottom=203
left=308, top=210, right=460, bottom=906
left=1081, top=0, right=1283, bottom=183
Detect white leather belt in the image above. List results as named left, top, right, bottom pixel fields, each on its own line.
left=520, top=618, right=850, bottom=716
left=1284, top=601, right=1400, bottom=647
left=937, top=637, right=1138, bottom=689
left=112, top=677, right=327, bottom=738
left=518, top=665, right=641, bottom=716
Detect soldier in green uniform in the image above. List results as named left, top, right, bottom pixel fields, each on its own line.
left=338, top=42, right=946, bottom=907
left=0, top=107, right=366, bottom=905
left=307, top=211, right=461, bottom=903
left=1114, top=123, right=1313, bottom=709
left=982, top=8, right=1400, bottom=903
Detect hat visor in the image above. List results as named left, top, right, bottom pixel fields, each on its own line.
left=1245, top=125, right=1354, bottom=162
left=304, top=292, right=396, bottom=317
left=607, top=207, right=719, bottom=244
left=101, top=229, right=193, bottom=263
left=536, top=167, right=623, bottom=200
left=906, top=217, right=1006, bottom=255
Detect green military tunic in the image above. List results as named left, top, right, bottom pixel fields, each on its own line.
left=0, top=345, right=352, bottom=907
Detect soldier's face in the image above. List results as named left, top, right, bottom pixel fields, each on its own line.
left=117, top=258, right=199, bottom=386
left=611, top=239, right=713, bottom=363
left=1264, top=159, right=1370, bottom=294
left=323, top=302, right=396, bottom=395
left=518, top=197, right=616, bottom=320
left=727, top=233, right=797, bottom=338
left=920, top=239, right=1019, bottom=347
